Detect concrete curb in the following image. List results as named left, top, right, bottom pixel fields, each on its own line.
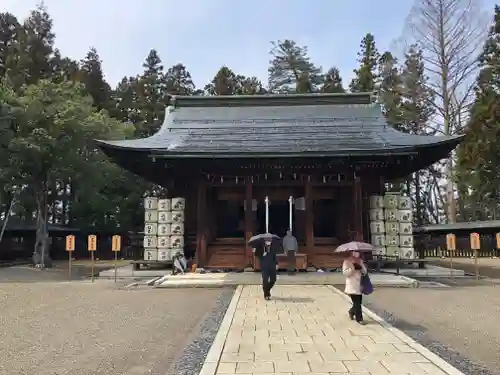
left=198, top=285, right=242, bottom=375
left=328, top=285, right=466, bottom=375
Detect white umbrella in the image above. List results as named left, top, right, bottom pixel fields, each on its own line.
left=335, top=241, right=375, bottom=253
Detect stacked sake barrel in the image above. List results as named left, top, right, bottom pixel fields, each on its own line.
left=165, top=197, right=186, bottom=258
left=143, top=197, right=186, bottom=261
left=144, top=197, right=159, bottom=261
left=369, top=193, right=415, bottom=259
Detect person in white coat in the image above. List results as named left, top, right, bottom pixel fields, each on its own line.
left=342, top=251, right=367, bottom=324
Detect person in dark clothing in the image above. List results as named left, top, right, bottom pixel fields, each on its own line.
left=258, top=239, right=278, bottom=300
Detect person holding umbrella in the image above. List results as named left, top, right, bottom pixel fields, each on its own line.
left=342, top=250, right=367, bottom=324
left=249, top=233, right=280, bottom=300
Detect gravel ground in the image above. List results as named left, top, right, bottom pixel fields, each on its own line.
left=361, top=283, right=500, bottom=375
left=0, top=280, right=232, bottom=375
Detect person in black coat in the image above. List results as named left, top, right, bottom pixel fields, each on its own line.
left=256, top=239, right=278, bottom=300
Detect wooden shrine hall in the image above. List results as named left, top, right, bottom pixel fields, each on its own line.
left=96, top=92, right=463, bottom=270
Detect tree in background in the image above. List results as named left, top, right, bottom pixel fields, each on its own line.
left=321, top=67, right=345, bottom=93
left=79, top=47, right=112, bottom=110
left=377, top=51, right=402, bottom=127
left=404, top=0, right=488, bottom=223
left=204, top=66, right=241, bottom=95
left=456, top=5, right=500, bottom=220
left=268, top=39, right=323, bottom=93
left=399, top=46, right=435, bottom=224
left=349, top=33, right=379, bottom=93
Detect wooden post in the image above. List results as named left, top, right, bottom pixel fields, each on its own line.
left=353, top=176, right=363, bottom=241
left=196, top=181, right=207, bottom=267
left=244, top=182, right=253, bottom=267
left=305, top=178, right=314, bottom=256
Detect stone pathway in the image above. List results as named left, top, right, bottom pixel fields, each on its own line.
left=200, top=285, right=464, bottom=375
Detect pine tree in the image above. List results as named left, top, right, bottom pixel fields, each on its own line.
left=378, top=51, right=402, bottom=128
left=236, top=75, right=267, bottom=95
left=204, top=66, right=241, bottom=95
left=0, top=12, right=21, bottom=79
left=349, top=33, right=379, bottom=93
left=16, top=4, right=55, bottom=86
left=268, top=40, right=322, bottom=93
left=135, top=49, right=168, bottom=136
left=399, top=45, right=435, bottom=224
left=79, top=47, right=112, bottom=110
left=164, top=63, right=195, bottom=95
left=321, top=67, right=345, bottom=93
left=456, top=5, right=500, bottom=218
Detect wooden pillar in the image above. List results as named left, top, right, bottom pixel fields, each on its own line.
left=244, top=182, right=253, bottom=267
left=305, top=178, right=314, bottom=255
left=353, top=176, right=363, bottom=241
left=196, top=181, right=207, bottom=267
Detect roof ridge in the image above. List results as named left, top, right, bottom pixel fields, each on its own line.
left=169, top=92, right=375, bottom=108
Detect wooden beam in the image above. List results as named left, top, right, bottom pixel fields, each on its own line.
left=305, top=178, right=314, bottom=258
left=353, top=177, right=363, bottom=241
left=196, top=181, right=207, bottom=267
left=244, top=182, right=253, bottom=267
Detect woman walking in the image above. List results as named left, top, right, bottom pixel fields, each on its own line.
left=342, top=250, right=367, bottom=324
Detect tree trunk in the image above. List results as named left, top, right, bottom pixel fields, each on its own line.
left=415, top=171, right=422, bottom=225
left=446, top=157, right=456, bottom=223
left=0, top=195, right=15, bottom=246
left=33, top=181, right=52, bottom=268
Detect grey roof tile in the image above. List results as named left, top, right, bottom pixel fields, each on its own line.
left=97, top=95, right=463, bottom=156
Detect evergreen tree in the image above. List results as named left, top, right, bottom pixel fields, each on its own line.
left=378, top=51, right=402, bottom=128
left=204, top=66, right=241, bottom=95
left=135, top=49, right=168, bottom=136
left=16, top=4, right=55, bottom=86
left=399, top=45, right=435, bottom=224
left=456, top=5, right=500, bottom=218
left=164, top=63, right=195, bottom=95
left=51, top=49, right=79, bottom=83
left=321, top=67, right=345, bottom=93
left=0, top=12, right=21, bottom=79
left=235, top=75, right=267, bottom=95
left=79, top=47, right=111, bottom=110
left=349, top=33, right=379, bottom=93
left=268, top=39, right=322, bottom=93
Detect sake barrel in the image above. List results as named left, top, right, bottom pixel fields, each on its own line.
left=399, top=222, right=413, bottom=235
left=385, top=234, right=399, bottom=246
left=144, top=248, right=158, bottom=261
left=369, top=195, right=384, bottom=209
left=385, top=221, right=400, bottom=234
left=157, top=211, right=172, bottom=224
left=144, top=223, right=158, bottom=236
left=399, top=247, right=415, bottom=259
left=145, top=210, right=158, bottom=223
left=399, top=235, right=414, bottom=248
left=384, top=193, right=399, bottom=209
left=371, top=234, right=386, bottom=247
left=399, top=209, right=413, bottom=223
left=375, top=247, right=386, bottom=255
left=143, top=235, right=157, bottom=248
left=144, top=197, right=158, bottom=210
left=171, top=197, right=186, bottom=211
left=158, top=198, right=171, bottom=211
left=386, top=246, right=400, bottom=256
left=157, top=249, right=171, bottom=261
left=370, top=221, right=385, bottom=234
left=384, top=209, right=398, bottom=222
left=369, top=208, right=384, bottom=221
left=157, top=224, right=171, bottom=236
left=157, top=236, right=170, bottom=248
left=170, top=235, right=184, bottom=248
left=398, top=196, right=412, bottom=210
left=171, top=211, right=185, bottom=223
left=170, top=223, right=184, bottom=235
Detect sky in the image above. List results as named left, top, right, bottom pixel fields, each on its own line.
left=2, top=0, right=497, bottom=90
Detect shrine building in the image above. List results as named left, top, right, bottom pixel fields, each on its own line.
left=96, top=92, right=463, bottom=270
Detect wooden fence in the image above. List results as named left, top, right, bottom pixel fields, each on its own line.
left=414, top=232, right=500, bottom=258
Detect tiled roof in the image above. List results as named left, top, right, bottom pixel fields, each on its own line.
left=96, top=93, right=463, bottom=157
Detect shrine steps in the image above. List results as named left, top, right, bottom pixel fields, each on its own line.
left=205, top=238, right=246, bottom=270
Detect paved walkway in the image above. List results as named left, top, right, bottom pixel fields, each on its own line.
left=200, top=285, right=464, bottom=375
